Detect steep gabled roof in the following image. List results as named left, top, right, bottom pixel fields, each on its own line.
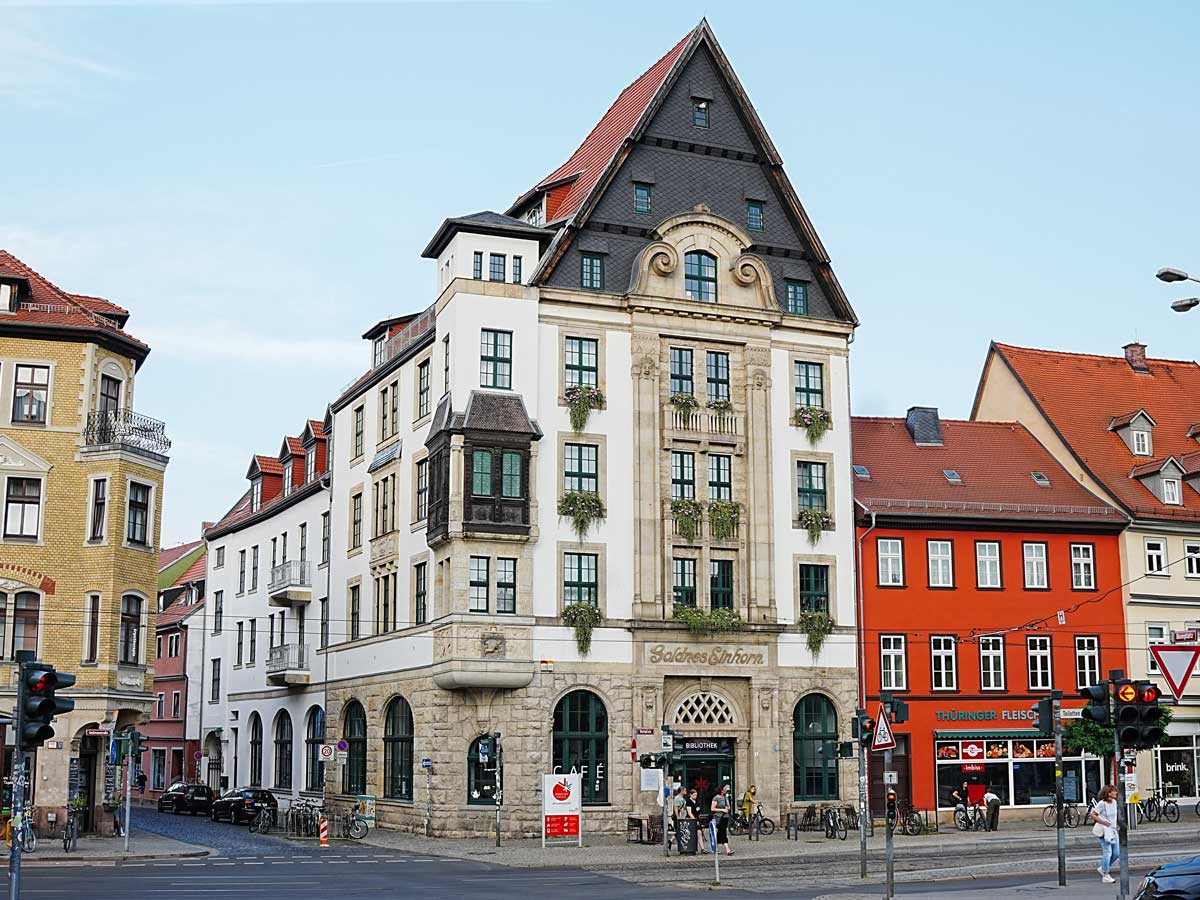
left=159, top=539, right=203, bottom=573
left=247, top=454, right=283, bottom=478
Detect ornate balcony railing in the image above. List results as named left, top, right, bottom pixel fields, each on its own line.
left=267, top=642, right=309, bottom=674
left=83, top=409, right=171, bottom=455
left=269, top=560, right=311, bottom=593
left=667, top=408, right=744, bottom=437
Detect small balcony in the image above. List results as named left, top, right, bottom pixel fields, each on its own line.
left=266, top=642, right=310, bottom=686
left=369, top=532, right=397, bottom=567
left=268, top=560, right=312, bottom=607
left=665, top=500, right=742, bottom=545
left=83, top=409, right=171, bottom=460
left=665, top=405, right=744, bottom=443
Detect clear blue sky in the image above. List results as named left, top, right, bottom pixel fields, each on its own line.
left=4, top=1, right=1199, bottom=545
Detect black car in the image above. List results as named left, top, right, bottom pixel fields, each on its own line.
left=1137, top=856, right=1200, bottom=900
left=210, top=788, right=278, bottom=825
left=157, top=782, right=215, bottom=816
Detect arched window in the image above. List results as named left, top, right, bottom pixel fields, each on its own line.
left=552, top=690, right=608, bottom=805
left=793, top=694, right=839, bottom=801
left=467, top=736, right=497, bottom=805
left=273, top=711, right=293, bottom=791
left=342, top=701, right=367, bottom=795
left=305, top=706, right=325, bottom=792
left=383, top=697, right=414, bottom=801
left=684, top=251, right=718, bottom=303
left=119, top=593, right=142, bottom=664
left=248, top=713, right=263, bottom=787
left=7, top=590, right=41, bottom=656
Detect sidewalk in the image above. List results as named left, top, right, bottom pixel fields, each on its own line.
left=16, top=830, right=210, bottom=866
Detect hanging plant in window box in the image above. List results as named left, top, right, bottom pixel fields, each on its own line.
left=797, top=508, right=832, bottom=545
left=562, top=601, right=604, bottom=656
left=707, top=500, right=740, bottom=540
left=564, top=384, right=604, bottom=433
left=706, top=398, right=734, bottom=415
left=558, top=490, right=606, bottom=541
left=669, top=392, right=700, bottom=414
left=791, top=406, right=831, bottom=444
left=672, top=605, right=745, bottom=637
left=671, top=498, right=705, bottom=543
left=796, top=611, right=834, bottom=657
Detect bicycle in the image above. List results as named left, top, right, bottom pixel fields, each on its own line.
left=896, top=800, right=923, bottom=836
left=954, top=802, right=987, bottom=832
left=822, top=806, right=848, bottom=840
left=337, top=810, right=368, bottom=840
left=61, top=807, right=78, bottom=852
left=731, top=803, right=775, bottom=836
left=249, top=806, right=276, bottom=834
left=1137, top=788, right=1179, bottom=824
left=1042, top=801, right=1080, bottom=829
left=8, top=809, right=36, bottom=853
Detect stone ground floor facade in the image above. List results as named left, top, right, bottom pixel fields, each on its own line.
left=320, top=627, right=858, bottom=837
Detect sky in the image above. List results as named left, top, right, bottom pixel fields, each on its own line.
left=3, top=0, right=1200, bottom=546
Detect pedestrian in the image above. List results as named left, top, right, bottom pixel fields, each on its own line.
left=982, top=786, right=1001, bottom=831
left=710, top=784, right=733, bottom=856
left=688, top=788, right=708, bottom=853
left=136, top=770, right=147, bottom=794
left=740, top=784, right=756, bottom=824
left=1090, top=784, right=1119, bottom=884
left=950, top=781, right=970, bottom=814
left=671, top=785, right=686, bottom=850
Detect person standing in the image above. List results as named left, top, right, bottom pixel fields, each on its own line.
left=982, top=787, right=1001, bottom=831
left=710, top=784, right=733, bottom=856
left=687, top=789, right=708, bottom=853
left=1090, top=785, right=1119, bottom=884
left=740, top=784, right=756, bottom=824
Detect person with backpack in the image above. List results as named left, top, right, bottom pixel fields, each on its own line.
left=1090, top=784, right=1119, bottom=884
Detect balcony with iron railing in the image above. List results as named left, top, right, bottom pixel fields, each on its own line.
left=266, top=642, right=310, bottom=686
left=83, top=409, right=171, bottom=459
left=267, top=560, right=312, bottom=606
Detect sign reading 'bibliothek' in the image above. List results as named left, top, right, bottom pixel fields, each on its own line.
left=542, top=773, right=582, bottom=849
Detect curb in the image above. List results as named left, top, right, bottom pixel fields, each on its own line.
left=17, top=847, right=211, bottom=867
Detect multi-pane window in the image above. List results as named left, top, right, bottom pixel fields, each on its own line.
left=797, top=564, right=829, bottom=614
left=710, top=560, right=734, bottom=610
left=11, top=590, right=39, bottom=654
left=1027, top=636, right=1053, bottom=690
left=496, top=558, right=516, bottom=614
left=479, top=329, right=512, bottom=389
left=489, top=253, right=506, bottom=282
left=372, top=476, right=393, bottom=537
left=319, top=598, right=328, bottom=648
left=976, top=542, right=1001, bottom=588
left=472, top=251, right=483, bottom=279
left=563, top=552, right=599, bottom=607
left=321, top=512, right=330, bottom=564
left=669, top=347, right=693, bottom=395
left=213, top=590, right=224, bottom=634
left=1070, top=544, right=1095, bottom=589
left=249, top=619, right=257, bottom=662
left=119, top=593, right=141, bottom=664
left=298, top=523, right=307, bottom=563
left=418, top=360, right=431, bottom=418
left=979, top=636, right=1005, bottom=690
left=634, top=183, right=651, bottom=214
left=1147, top=623, right=1167, bottom=673
left=12, top=365, right=49, bottom=424
left=83, top=593, right=100, bottom=664
left=564, top=337, right=599, bottom=388
left=238, top=550, right=246, bottom=593
left=1145, top=539, right=1166, bottom=574
left=414, top=562, right=427, bottom=625
left=1023, top=542, right=1048, bottom=588
left=927, top=540, right=954, bottom=587
left=672, top=558, right=697, bottom=607
left=708, top=454, right=731, bottom=501
left=472, top=450, right=493, bottom=496
left=156, top=693, right=164, bottom=718
left=236, top=622, right=244, bottom=665
left=251, top=478, right=262, bottom=512
left=353, top=406, right=364, bottom=457
left=378, top=385, right=390, bottom=441
left=552, top=691, right=609, bottom=805
left=469, top=556, right=489, bottom=613
left=351, top=492, right=362, bottom=548
left=415, top=459, right=429, bottom=520
left=1075, top=636, right=1100, bottom=688
left=931, top=636, right=957, bottom=690
left=671, top=451, right=695, bottom=500
left=127, top=482, right=151, bottom=545
left=683, top=251, right=717, bottom=302
left=880, top=635, right=906, bottom=690
left=443, top=335, right=451, bottom=392
left=692, top=99, right=709, bottom=127
left=89, top=477, right=107, bottom=541
left=512, top=256, right=522, bottom=284
left=282, top=461, right=293, bottom=497
left=306, top=708, right=326, bottom=792
left=746, top=200, right=764, bottom=231
left=4, top=478, right=41, bottom=539
left=305, top=449, right=316, bottom=482
left=793, top=361, right=824, bottom=408
left=1132, top=430, right=1150, bottom=456
left=501, top=452, right=522, bottom=498
left=1186, top=541, right=1200, bottom=578
left=349, top=584, right=361, bottom=640
left=796, top=461, right=827, bottom=510
left=705, top=351, right=730, bottom=403
left=581, top=253, right=604, bottom=290
left=564, top=443, right=598, bottom=494
left=172, top=691, right=181, bottom=718
left=383, top=698, right=413, bottom=801
left=785, top=280, right=809, bottom=315
left=251, top=545, right=259, bottom=590
left=1164, top=478, right=1182, bottom=505
left=878, top=538, right=903, bottom=586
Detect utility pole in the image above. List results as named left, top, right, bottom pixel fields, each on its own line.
left=1052, top=690, right=1065, bottom=887
left=858, top=732, right=868, bottom=879
left=884, top=741, right=894, bottom=900
left=1111, top=670, right=1130, bottom=900
left=494, top=732, right=503, bottom=848
left=124, top=739, right=134, bottom=852
left=661, top=725, right=673, bottom=857
left=9, top=651, right=32, bottom=900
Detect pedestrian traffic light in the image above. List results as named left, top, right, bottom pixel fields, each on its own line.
left=890, top=698, right=909, bottom=725
left=885, top=788, right=897, bottom=824
left=19, top=662, right=75, bottom=751
left=1080, top=682, right=1110, bottom=726
left=859, top=716, right=876, bottom=747
left=1033, top=697, right=1054, bottom=735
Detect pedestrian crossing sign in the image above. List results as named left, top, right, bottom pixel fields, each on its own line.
left=872, top=703, right=897, bottom=752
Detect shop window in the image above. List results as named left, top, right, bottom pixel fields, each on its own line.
left=793, top=694, right=838, bottom=801
left=467, top=736, right=498, bottom=804
left=273, top=711, right=293, bottom=791
left=342, top=701, right=367, bottom=795
left=249, top=713, right=263, bottom=788
left=552, top=691, right=609, bottom=805
left=384, top=696, right=414, bottom=801
left=305, top=706, right=326, bottom=792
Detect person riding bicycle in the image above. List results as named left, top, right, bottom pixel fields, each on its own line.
left=951, top=781, right=971, bottom=816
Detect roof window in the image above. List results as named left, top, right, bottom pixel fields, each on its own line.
left=852, top=465, right=871, bottom=480
left=943, top=470, right=962, bottom=485
left=1031, top=472, right=1051, bottom=487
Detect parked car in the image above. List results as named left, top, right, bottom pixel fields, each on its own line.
left=157, top=783, right=215, bottom=816
left=1137, top=856, right=1200, bottom=900
left=211, top=788, right=278, bottom=825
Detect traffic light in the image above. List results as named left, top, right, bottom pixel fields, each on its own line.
left=1080, top=682, right=1110, bottom=726
left=128, top=730, right=146, bottom=761
left=639, top=754, right=653, bottom=769
left=885, top=788, right=898, bottom=824
left=1114, top=680, right=1141, bottom=749
left=859, top=716, right=876, bottom=747
left=891, top=698, right=909, bottom=725
left=1034, top=697, right=1054, bottom=735
left=1133, top=682, right=1163, bottom=749
left=19, top=662, right=75, bottom=751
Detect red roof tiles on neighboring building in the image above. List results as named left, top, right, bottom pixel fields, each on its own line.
left=172, top=551, right=207, bottom=588
left=157, top=596, right=204, bottom=628
left=159, top=539, right=203, bottom=572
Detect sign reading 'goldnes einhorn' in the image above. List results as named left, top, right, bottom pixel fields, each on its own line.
left=647, top=644, right=766, bottom=666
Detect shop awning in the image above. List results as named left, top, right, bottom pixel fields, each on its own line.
left=935, top=729, right=1043, bottom=741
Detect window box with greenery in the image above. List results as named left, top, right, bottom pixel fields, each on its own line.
left=671, top=498, right=705, bottom=543
left=562, top=601, right=604, bottom=656
left=672, top=605, right=744, bottom=637
left=558, top=490, right=606, bottom=541
left=797, top=508, right=833, bottom=545
left=791, top=406, right=831, bottom=444
left=669, top=392, right=699, bottom=415
left=564, top=384, right=605, bottom=433
left=706, top=398, right=734, bottom=415
left=708, top=500, right=739, bottom=540
left=796, top=611, right=835, bottom=657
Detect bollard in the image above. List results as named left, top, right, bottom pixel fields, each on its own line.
left=319, top=817, right=329, bottom=847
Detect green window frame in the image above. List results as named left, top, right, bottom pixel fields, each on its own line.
left=785, top=280, right=809, bottom=315
left=706, top=351, right=729, bottom=403
left=552, top=691, right=609, bottom=805
left=472, top=252, right=482, bottom=280
left=471, top=450, right=493, bottom=496
left=747, top=200, right=764, bottom=231
left=383, top=696, right=414, bottom=801
left=798, top=564, right=830, bottom=614
left=467, top=736, right=498, bottom=805
left=342, top=702, right=367, bottom=795
left=684, top=251, right=718, bottom=302
left=501, top=451, right=522, bottom=498
left=480, top=329, right=512, bottom=389
left=671, top=451, right=695, bottom=500
left=469, top=556, right=489, bottom=613
left=512, top=255, right=522, bottom=284
left=797, top=461, right=827, bottom=511
left=793, top=694, right=839, bottom=801
left=563, top=552, right=598, bottom=607
left=634, top=183, right=652, bottom=214
left=414, top=562, right=427, bottom=625
left=564, top=337, right=599, bottom=388
left=581, top=253, right=605, bottom=291
left=669, top=347, right=693, bottom=395
left=708, top=454, right=731, bottom=501
left=673, top=558, right=697, bottom=608
left=496, top=558, right=516, bottom=614
left=794, top=361, right=824, bottom=408
left=710, top=559, right=734, bottom=610
left=564, top=443, right=598, bottom=494
left=489, top=253, right=506, bottom=282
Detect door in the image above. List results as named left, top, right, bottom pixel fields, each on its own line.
left=868, top=734, right=912, bottom=816
left=77, top=752, right=97, bottom=833
left=677, top=758, right=735, bottom=821
left=97, top=375, right=121, bottom=442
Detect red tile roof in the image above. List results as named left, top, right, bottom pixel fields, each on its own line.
left=306, top=419, right=326, bottom=439
left=157, top=595, right=203, bottom=628
left=250, top=454, right=284, bottom=476
left=282, top=436, right=304, bottom=459
left=70, top=292, right=129, bottom=318
left=159, top=539, right=203, bottom=572
left=205, top=489, right=253, bottom=538
left=990, top=343, right=1200, bottom=520
left=522, top=27, right=696, bottom=224
left=852, top=416, right=1122, bottom=523
left=172, top=551, right=207, bottom=588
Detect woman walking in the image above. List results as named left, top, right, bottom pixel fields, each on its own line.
left=1090, top=784, right=1119, bottom=884
left=711, top=784, right=734, bottom=856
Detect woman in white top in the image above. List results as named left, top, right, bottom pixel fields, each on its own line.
left=1090, top=784, right=1119, bottom=884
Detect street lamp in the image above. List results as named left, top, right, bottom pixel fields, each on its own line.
left=1157, top=267, right=1192, bottom=283
left=1171, top=297, right=1200, bottom=313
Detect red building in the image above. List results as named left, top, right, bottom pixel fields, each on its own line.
left=853, top=409, right=1128, bottom=818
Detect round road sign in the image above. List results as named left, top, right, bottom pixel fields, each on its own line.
left=320, top=744, right=336, bottom=761
left=336, top=738, right=349, bottom=752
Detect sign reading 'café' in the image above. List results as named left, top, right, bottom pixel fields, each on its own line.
left=647, top=644, right=766, bottom=666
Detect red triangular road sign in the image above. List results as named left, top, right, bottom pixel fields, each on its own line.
left=872, top=703, right=897, bottom=751
left=1149, top=645, right=1200, bottom=701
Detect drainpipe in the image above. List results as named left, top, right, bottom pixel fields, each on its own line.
left=196, top=579, right=207, bottom=785
left=854, top=510, right=876, bottom=709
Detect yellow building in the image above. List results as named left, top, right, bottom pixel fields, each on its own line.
left=0, top=251, right=168, bottom=834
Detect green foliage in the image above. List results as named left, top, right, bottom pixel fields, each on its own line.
left=797, top=611, right=834, bottom=657
left=671, top=498, right=705, bottom=543
left=1064, top=706, right=1174, bottom=758
left=558, top=490, right=606, bottom=541
left=791, top=406, right=832, bottom=444
left=670, top=392, right=700, bottom=414
left=561, top=602, right=604, bottom=656
left=672, top=605, right=745, bottom=637
left=708, top=500, right=740, bottom=540
left=706, top=398, right=734, bottom=414
left=797, top=508, right=832, bottom=545
left=564, top=385, right=604, bottom=433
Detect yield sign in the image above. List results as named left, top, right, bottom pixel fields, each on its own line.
left=872, top=703, right=897, bottom=752
left=1149, top=645, right=1200, bottom=701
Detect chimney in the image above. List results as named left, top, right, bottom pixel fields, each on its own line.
left=1123, top=341, right=1149, bottom=373
left=905, top=406, right=944, bottom=446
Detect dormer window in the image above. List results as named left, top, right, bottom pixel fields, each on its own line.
left=1133, top=430, right=1151, bottom=456
left=373, top=336, right=386, bottom=367
left=251, top=478, right=262, bottom=513
left=525, top=204, right=542, bottom=227
left=282, top=461, right=293, bottom=497
left=1164, top=478, right=1181, bottom=505
left=0, top=279, right=19, bottom=312
left=305, top=449, right=316, bottom=483
left=684, top=251, right=717, bottom=303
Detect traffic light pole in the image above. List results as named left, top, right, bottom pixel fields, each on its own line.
left=1111, top=669, right=1129, bottom=900
left=1052, top=690, right=1065, bottom=887
left=884, top=744, right=894, bottom=900
left=124, top=744, right=134, bottom=852
left=857, top=738, right=867, bottom=879
left=661, top=725, right=672, bottom=858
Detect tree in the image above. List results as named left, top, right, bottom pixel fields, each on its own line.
left=1063, top=706, right=1173, bottom=778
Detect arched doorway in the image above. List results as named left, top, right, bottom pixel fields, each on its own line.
left=671, top=690, right=738, bottom=814
left=203, top=732, right=223, bottom=790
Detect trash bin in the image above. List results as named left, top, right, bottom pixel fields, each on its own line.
left=677, top=818, right=699, bottom=854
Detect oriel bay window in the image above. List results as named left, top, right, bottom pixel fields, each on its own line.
left=552, top=691, right=609, bottom=804
left=383, top=696, right=414, bottom=801
left=793, top=694, right=838, bottom=801
left=463, top=442, right=531, bottom=531
left=473, top=451, right=493, bottom=496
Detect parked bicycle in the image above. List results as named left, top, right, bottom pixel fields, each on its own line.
left=1041, top=800, right=1080, bottom=829
left=1137, top=788, right=1179, bottom=824
left=336, top=809, right=368, bottom=840
left=286, top=797, right=324, bottom=837
left=896, top=799, right=923, bottom=836
left=7, top=808, right=36, bottom=853
left=61, top=805, right=78, bottom=852
left=731, top=803, right=775, bottom=836
left=822, top=806, right=848, bottom=840
left=249, top=806, right=276, bottom=835
left=954, top=802, right=987, bottom=832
